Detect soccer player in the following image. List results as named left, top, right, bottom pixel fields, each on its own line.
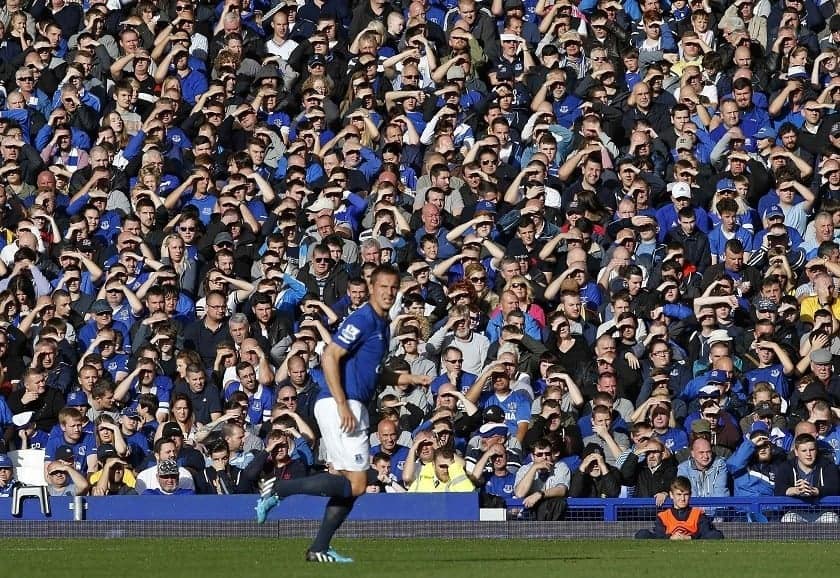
left=255, top=265, right=431, bottom=562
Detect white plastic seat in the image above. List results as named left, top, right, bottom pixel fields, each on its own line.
left=8, top=449, right=51, bottom=517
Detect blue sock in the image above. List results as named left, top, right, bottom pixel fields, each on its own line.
left=310, top=496, right=356, bottom=553
left=272, top=472, right=352, bottom=499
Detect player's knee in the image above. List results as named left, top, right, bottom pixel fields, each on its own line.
left=349, top=478, right=367, bottom=497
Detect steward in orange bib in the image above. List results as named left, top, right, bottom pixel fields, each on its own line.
left=635, top=476, right=724, bottom=540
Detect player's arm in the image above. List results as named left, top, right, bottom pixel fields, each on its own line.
left=380, top=369, right=433, bottom=388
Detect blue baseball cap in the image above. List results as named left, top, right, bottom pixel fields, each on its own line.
left=479, top=423, right=508, bottom=438
left=750, top=421, right=769, bottom=436
left=706, top=370, right=730, bottom=385
left=121, top=406, right=141, bottom=420
left=764, top=205, right=784, bottom=219
left=66, top=391, right=89, bottom=407
left=754, top=126, right=777, bottom=141
left=474, top=200, right=497, bottom=214
left=715, top=178, right=736, bottom=192
left=0, top=454, right=13, bottom=469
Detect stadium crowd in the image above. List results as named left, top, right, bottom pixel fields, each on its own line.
left=2, top=0, right=840, bottom=521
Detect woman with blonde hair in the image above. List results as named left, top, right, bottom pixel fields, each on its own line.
left=161, top=233, right=199, bottom=296
left=137, top=164, right=161, bottom=194
left=101, top=111, right=131, bottom=148
left=300, top=74, right=338, bottom=124
left=765, top=266, right=795, bottom=295
left=464, top=262, right=498, bottom=314
left=502, top=275, right=546, bottom=328
left=345, top=107, right=381, bottom=148
left=339, top=71, right=369, bottom=117
left=5, top=11, right=32, bottom=54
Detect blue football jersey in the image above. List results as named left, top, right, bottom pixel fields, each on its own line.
left=316, top=303, right=389, bottom=405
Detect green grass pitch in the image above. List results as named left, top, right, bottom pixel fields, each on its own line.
left=1, top=538, right=834, bottom=577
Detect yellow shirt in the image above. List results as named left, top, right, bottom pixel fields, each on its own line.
left=799, top=296, right=840, bottom=325
left=89, top=468, right=137, bottom=488
left=408, top=463, right=474, bottom=493
left=671, top=57, right=703, bottom=78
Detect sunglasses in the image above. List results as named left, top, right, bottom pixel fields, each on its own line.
left=469, top=276, right=486, bottom=282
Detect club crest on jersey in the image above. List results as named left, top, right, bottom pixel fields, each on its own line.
left=339, top=324, right=360, bottom=344
left=354, top=454, right=364, bottom=465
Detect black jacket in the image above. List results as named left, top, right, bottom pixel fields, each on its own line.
left=773, top=457, right=840, bottom=498
left=296, top=265, right=349, bottom=306
left=621, top=454, right=678, bottom=498
left=569, top=465, right=622, bottom=498
left=700, top=263, right=762, bottom=298
left=666, top=227, right=712, bottom=274
left=6, top=387, right=65, bottom=433
left=195, top=450, right=268, bottom=494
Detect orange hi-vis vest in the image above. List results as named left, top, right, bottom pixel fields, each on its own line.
left=658, top=508, right=702, bottom=536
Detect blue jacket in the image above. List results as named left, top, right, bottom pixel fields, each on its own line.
left=819, top=425, right=840, bottom=465
left=677, top=456, right=729, bottom=497
left=485, top=310, right=541, bottom=343
left=727, top=438, right=786, bottom=496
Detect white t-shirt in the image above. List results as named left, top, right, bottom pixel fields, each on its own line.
left=135, top=465, right=196, bottom=493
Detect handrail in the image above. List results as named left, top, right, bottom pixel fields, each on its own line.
left=551, top=497, right=840, bottom=521
left=7, top=494, right=840, bottom=522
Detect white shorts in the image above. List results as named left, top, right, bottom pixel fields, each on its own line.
left=314, top=398, right=370, bottom=472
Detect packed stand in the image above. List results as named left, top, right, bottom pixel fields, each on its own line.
left=1, top=0, right=840, bottom=521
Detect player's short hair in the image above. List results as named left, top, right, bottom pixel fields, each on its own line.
left=370, top=264, right=400, bottom=285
